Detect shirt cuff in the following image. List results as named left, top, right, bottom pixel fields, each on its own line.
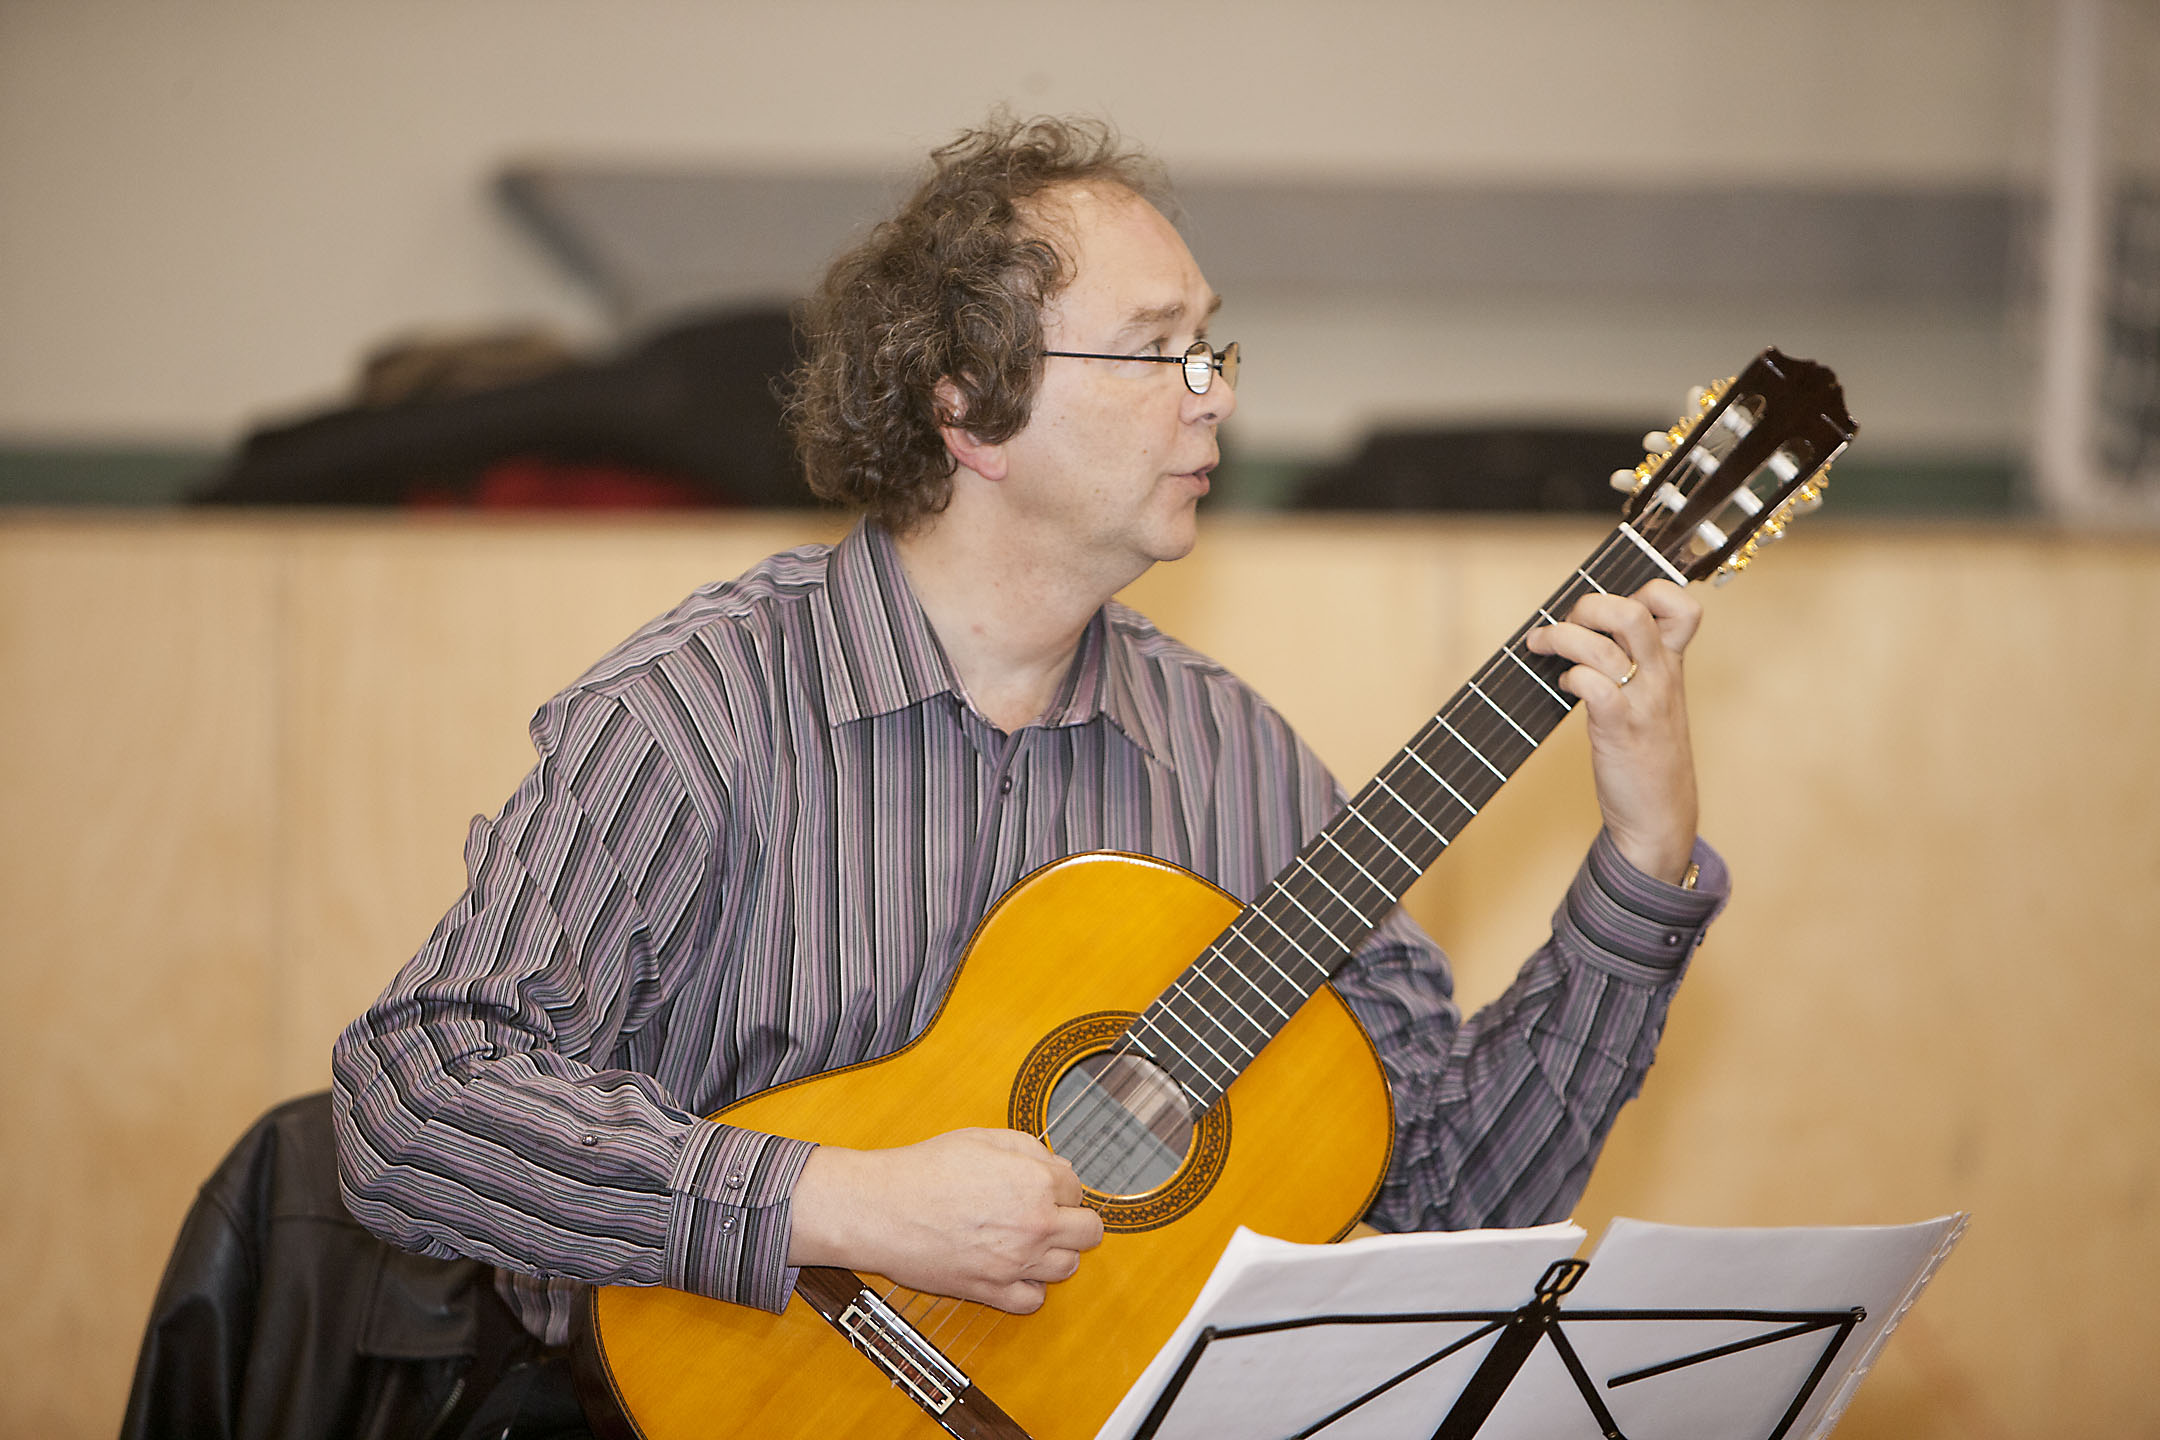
left=663, top=1120, right=817, bottom=1313
left=1555, top=830, right=1729, bottom=977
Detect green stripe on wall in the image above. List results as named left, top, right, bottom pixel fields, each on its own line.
left=0, top=446, right=219, bottom=505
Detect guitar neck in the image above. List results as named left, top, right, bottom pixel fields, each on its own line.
left=1126, top=527, right=1676, bottom=1112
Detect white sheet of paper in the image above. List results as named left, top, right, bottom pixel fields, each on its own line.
left=1098, top=1214, right=1964, bottom=1440
left=1094, top=1223, right=1586, bottom=1440
left=1472, top=1214, right=1967, bottom=1440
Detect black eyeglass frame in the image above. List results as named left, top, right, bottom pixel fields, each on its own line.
left=1040, top=339, right=1239, bottom=396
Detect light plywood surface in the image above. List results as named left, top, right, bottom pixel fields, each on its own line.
left=2, top=512, right=2155, bottom=1438
left=0, top=521, right=280, bottom=1438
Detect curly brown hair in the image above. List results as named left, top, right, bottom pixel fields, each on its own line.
left=787, top=114, right=1167, bottom=532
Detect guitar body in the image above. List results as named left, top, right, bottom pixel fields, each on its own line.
left=582, top=850, right=1396, bottom=1440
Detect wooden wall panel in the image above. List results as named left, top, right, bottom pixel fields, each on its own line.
left=1568, top=530, right=2160, bottom=1437
left=0, top=519, right=279, bottom=1439
left=3, top=514, right=2155, bottom=1438
left=271, top=516, right=846, bottom=1098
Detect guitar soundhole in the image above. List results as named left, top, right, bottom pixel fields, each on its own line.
left=1011, top=1011, right=1228, bottom=1229
left=1046, top=1053, right=1195, bottom=1198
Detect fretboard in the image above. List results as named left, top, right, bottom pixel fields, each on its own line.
left=1126, top=525, right=1678, bottom=1111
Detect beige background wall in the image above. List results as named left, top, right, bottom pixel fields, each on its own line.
left=3, top=511, right=2155, bottom=1437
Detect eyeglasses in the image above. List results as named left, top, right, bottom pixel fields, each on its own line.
left=1041, top=339, right=1240, bottom=396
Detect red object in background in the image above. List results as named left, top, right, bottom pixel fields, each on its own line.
left=412, top=456, right=720, bottom=509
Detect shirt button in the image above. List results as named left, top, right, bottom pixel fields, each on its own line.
left=1662, top=933, right=1682, bottom=946
left=581, top=1134, right=599, bottom=1147
left=999, top=777, right=1013, bottom=795
left=721, top=1216, right=737, bottom=1232
left=726, top=1173, right=745, bottom=1189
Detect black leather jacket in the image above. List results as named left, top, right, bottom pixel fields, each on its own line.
left=119, top=1092, right=544, bottom=1440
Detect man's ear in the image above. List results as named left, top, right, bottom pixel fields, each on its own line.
left=936, top=380, right=1007, bottom=482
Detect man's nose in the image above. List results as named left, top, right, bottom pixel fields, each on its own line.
left=1187, top=373, right=1236, bottom=426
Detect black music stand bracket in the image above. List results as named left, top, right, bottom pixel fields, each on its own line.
left=1129, top=1258, right=1865, bottom=1440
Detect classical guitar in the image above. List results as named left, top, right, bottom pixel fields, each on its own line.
left=575, top=348, right=1859, bottom=1440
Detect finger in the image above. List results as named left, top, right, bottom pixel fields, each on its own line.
left=983, top=1128, right=1051, bottom=1156
left=1024, top=1246, right=1085, bottom=1284
left=986, top=1279, right=1048, bottom=1315
left=1046, top=1201, right=1104, bottom=1252
left=1631, top=579, right=1703, bottom=652
left=1563, top=593, right=1665, bottom=663
left=1043, top=1155, right=1085, bottom=1207
left=1525, top=616, right=1633, bottom=686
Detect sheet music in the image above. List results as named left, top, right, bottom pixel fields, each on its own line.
left=1096, top=1223, right=1586, bottom=1440
left=1476, top=1214, right=1969, bottom=1440
left=1101, top=1214, right=1965, bottom=1440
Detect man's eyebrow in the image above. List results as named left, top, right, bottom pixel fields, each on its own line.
left=1118, top=294, right=1227, bottom=330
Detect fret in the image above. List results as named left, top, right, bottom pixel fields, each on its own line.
left=1198, top=947, right=1295, bottom=1022
left=1370, top=775, right=1447, bottom=847
left=1249, top=900, right=1333, bottom=972
left=1275, top=878, right=1367, bottom=954
left=1500, top=644, right=1570, bottom=710
left=1182, top=954, right=1294, bottom=1050
left=1220, top=923, right=1327, bottom=994
left=1213, top=936, right=1312, bottom=1018
left=1126, top=1019, right=1226, bottom=1105
left=1182, top=963, right=1275, bottom=1043
left=1617, top=520, right=1692, bottom=586
left=1319, top=830, right=1392, bottom=898
left=1147, top=1001, right=1242, bottom=1082
left=1466, top=680, right=1540, bottom=749
left=1292, top=855, right=1375, bottom=928
left=1343, top=805, right=1419, bottom=875
left=1226, top=928, right=1321, bottom=1010
left=1574, top=568, right=1611, bottom=594
left=1482, top=662, right=1567, bottom=731
left=1436, top=714, right=1509, bottom=783
left=1401, top=743, right=1480, bottom=818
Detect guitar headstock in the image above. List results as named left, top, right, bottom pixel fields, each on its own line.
left=1611, top=348, right=1858, bottom=584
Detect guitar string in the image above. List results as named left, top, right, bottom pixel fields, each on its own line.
left=1099, top=426, right=1769, bottom=1183
left=1065, top=421, right=1743, bottom=1114
left=867, top=516, right=1694, bottom=1378
left=886, top=1067, right=1153, bottom=1356
left=1131, top=520, right=1658, bottom=1095
left=980, top=519, right=1661, bottom=1197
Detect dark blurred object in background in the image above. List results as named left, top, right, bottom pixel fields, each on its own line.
left=193, top=307, right=814, bottom=509
left=1294, top=425, right=1653, bottom=512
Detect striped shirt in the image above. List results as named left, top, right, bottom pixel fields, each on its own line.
left=331, top=520, right=1726, bottom=1346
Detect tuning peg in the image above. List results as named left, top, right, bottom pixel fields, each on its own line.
left=1687, top=385, right=1710, bottom=411
left=1790, top=481, right=1825, bottom=514
left=1641, top=430, right=1676, bottom=455
left=1610, top=467, right=1640, bottom=493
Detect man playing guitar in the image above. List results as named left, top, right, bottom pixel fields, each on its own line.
left=333, top=114, right=1724, bottom=1435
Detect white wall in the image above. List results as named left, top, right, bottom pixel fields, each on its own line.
left=0, top=0, right=2047, bottom=454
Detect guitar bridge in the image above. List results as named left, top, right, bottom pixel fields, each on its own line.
left=793, top=1267, right=1036, bottom=1439
left=834, top=1282, right=969, bottom=1416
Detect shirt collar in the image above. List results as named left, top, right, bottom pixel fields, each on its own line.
left=1043, top=604, right=1167, bottom=762
left=809, top=521, right=961, bottom=725
left=810, top=520, right=1168, bottom=761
